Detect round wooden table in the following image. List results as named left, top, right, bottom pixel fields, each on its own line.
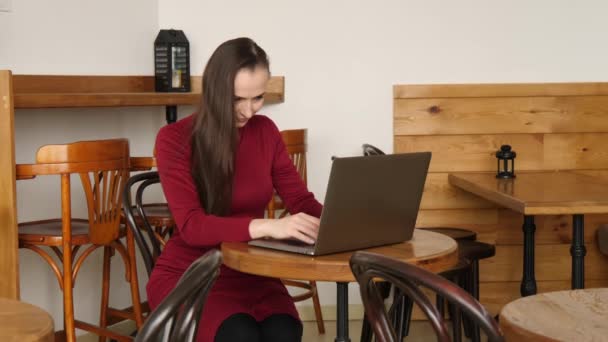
left=222, top=229, right=458, bottom=342
left=0, top=298, right=54, bottom=341
left=500, top=288, right=608, bottom=341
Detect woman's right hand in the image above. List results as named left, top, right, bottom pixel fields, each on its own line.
left=249, top=213, right=320, bottom=244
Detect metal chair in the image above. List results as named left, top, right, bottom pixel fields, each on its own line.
left=122, top=171, right=166, bottom=276
left=134, top=249, right=222, bottom=342
left=350, top=251, right=504, bottom=342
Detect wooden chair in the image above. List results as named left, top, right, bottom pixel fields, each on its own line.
left=266, top=129, right=325, bottom=334
left=350, top=251, right=504, bottom=342
left=134, top=249, right=222, bottom=342
left=16, top=139, right=142, bottom=342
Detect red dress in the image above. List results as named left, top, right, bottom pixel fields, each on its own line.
left=147, top=114, right=323, bottom=342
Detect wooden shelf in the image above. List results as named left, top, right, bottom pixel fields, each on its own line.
left=13, top=75, right=285, bottom=109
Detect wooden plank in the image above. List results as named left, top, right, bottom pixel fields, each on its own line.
left=496, top=209, right=607, bottom=245
left=480, top=244, right=608, bottom=282
left=417, top=209, right=608, bottom=245
left=13, top=75, right=155, bottom=93
left=14, top=92, right=200, bottom=108
left=420, top=173, right=495, bottom=210
left=395, top=133, right=608, bottom=172
left=13, top=75, right=285, bottom=108
left=394, top=96, right=608, bottom=135
left=416, top=209, right=499, bottom=227
left=0, top=71, right=19, bottom=299
left=479, top=280, right=608, bottom=316
left=393, top=82, right=608, bottom=99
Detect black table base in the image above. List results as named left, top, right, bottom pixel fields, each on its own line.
left=336, top=282, right=350, bottom=342
left=520, top=213, right=586, bottom=297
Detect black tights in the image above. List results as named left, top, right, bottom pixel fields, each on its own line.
left=214, top=313, right=302, bottom=342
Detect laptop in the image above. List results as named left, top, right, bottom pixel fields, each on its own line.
left=248, top=152, right=431, bottom=256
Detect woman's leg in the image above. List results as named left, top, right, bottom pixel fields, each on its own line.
left=214, top=313, right=261, bottom=342
left=260, top=314, right=303, bottom=342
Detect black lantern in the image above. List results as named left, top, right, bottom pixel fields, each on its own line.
left=154, top=29, right=190, bottom=92
left=496, top=145, right=516, bottom=179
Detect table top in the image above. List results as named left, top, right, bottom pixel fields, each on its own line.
left=448, top=171, right=608, bottom=215
left=221, top=229, right=458, bottom=282
left=0, top=298, right=54, bottom=342
left=499, top=288, right=608, bottom=342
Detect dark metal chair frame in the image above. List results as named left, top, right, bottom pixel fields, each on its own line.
left=122, top=171, right=164, bottom=275
left=350, top=251, right=504, bottom=342
left=134, top=249, right=222, bottom=342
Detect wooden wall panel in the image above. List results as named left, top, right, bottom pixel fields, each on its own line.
left=395, top=81, right=608, bottom=316
left=395, top=133, right=608, bottom=172
left=420, top=173, right=495, bottom=209
left=416, top=209, right=498, bottom=227
left=480, top=244, right=608, bottom=282
left=395, top=97, right=608, bottom=135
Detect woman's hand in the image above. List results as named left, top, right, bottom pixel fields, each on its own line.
left=249, top=213, right=320, bottom=244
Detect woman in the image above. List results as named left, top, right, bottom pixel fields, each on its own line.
left=148, top=37, right=322, bottom=342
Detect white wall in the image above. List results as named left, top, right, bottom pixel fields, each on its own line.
left=158, top=0, right=608, bottom=309
left=3, top=0, right=608, bottom=330
left=1, top=0, right=162, bottom=333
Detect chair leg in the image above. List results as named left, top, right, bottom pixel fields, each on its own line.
left=470, top=260, right=481, bottom=342
left=360, top=317, right=373, bottom=342
left=310, top=281, right=325, bottom=334
left=63, top=245, right=76, bottom=342
left=126, top=229, right=144, bottom=328
left=98, top=246, right=111, bottom=342
left=447, top=301, right=462, bottom=342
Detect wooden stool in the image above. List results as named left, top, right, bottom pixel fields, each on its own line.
left=500, top=288, right=608, bottom=341
left=17, top=139, right=142, bottom=342
left=267, top=129, right=324, bottom=334
left=0, top=298, right=54, bottom=341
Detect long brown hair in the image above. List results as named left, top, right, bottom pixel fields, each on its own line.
left=191, top=37, right=269, bottom=216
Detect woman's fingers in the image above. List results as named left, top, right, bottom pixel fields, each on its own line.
left=291, top=229, right=315, bottom=244
left=296, top=213, right=321, bottom=226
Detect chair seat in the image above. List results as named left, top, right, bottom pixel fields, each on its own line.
left=458, top=240, right=496, bottom=260
left=123, top=203, right=175, bottom=228
left=19, top=219, right=125, bottom=246
left=423, top=227, right=477, bottom=241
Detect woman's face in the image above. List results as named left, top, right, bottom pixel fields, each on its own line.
left=234, top=65, right=269, bottom=128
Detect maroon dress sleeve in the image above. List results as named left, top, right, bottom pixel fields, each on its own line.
left=267, top=119, right=323, bottom=218
left=155, top=123, right=252, bottom=247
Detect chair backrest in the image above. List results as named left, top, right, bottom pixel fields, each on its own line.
left=350, top=251, right=504, bottom=342
left=280, top=129, right=307, bottom=184
left=362, top=143, right=386, bottom=156
left=17, top=139, right=130, bottom=245
left=122, top=171, right=163, bottom=276
left=134, top=249, right=222, bottom=342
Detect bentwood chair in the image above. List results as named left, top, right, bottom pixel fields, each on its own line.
left=360, top=143, right=495, bottom=342
left=267, top=129, right=325, bottom=334
left=350, top=251, right=504, bottom=342
left=122, top=171, right=166, bottom=276
left=134, top=249, right=222, bottom=342
left=17, top=139, right=142, bottom=342
left=127, top=157, right=175, bottom=249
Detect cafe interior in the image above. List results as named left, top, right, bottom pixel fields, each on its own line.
left=2, top=1, right=608, bottom=341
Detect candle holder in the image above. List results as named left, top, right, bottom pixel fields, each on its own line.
left=496, top=145, right=516, bottom=179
